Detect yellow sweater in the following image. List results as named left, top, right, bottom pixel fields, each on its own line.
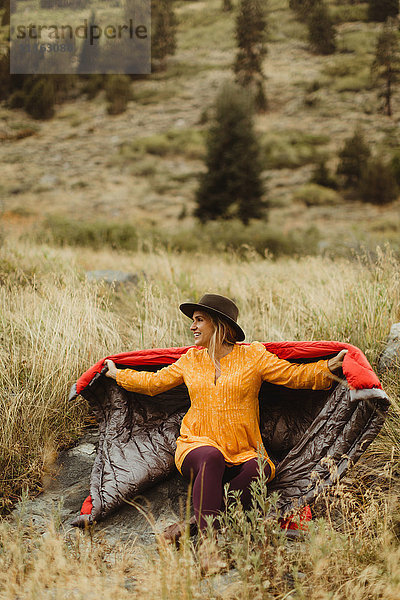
left=116, top=342, right=333, bottom=480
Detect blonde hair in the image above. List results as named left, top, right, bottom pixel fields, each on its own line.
left=207, top=314, right=237, bottom=368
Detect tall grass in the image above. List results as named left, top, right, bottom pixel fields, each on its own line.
left=1, top=237, right=399, bottom=598
left=0, top=241, right=125, bottom=509
left=1, top=240, right=399, bottom=507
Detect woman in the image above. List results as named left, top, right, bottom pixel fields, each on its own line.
left=104, top=293, right=346, bottom=540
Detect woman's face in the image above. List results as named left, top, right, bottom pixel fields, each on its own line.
left=190, top=310, right=215, bottom=348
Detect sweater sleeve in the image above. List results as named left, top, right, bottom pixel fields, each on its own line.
left=115, top=352, right=187, bottom=396
left=253, top=342, right=333, bottom=390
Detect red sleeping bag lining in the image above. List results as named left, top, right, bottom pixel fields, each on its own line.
left=76, top=341, right=381, bottom=396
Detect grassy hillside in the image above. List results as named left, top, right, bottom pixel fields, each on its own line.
left=1, top=0, right=400, bottom=256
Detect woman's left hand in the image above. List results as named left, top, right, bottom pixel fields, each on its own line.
left=327, top=349, right=348, bottom=374
left=104, top=359, right=118, bottom=379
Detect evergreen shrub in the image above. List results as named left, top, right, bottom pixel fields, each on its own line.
left=160, top=221, right=321, bottom=258
left=367, top=0, right=399, bottom=22
left=311, top=161, right=338, bottom=189
left=308, top=2, right=336, bottom=55
left=8, top=90, right=26, bottom=109
left=0, top=51, right=10, bottom=101
left=36, top=216, right=139, bottom=250
left=105, top=75, right=131, bottom=115
left=293, top=183, right=341, bottom=206
left=81, top=75, right=105, bottom=100
left=359, top=158, right=398, bottom=204
left=24, top=77, right=55, bottom=120
left=391, top=152, right=400, bottom=186
left=336, top=129, right=371, bottom=186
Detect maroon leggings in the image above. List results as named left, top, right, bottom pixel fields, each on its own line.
left=181, top=446, right=272, bottom=531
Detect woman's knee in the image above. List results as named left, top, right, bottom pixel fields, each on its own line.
left=182, top=446, right=225, bottom=479
left=199, top=446, right=225, bottom=466
left=241, top=458, right=272, bottom=482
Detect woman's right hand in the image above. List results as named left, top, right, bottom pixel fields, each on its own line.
left=104, top=359, right=118, bottom=379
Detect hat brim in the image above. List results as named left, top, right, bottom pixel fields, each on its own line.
left=179, top=302, right=245, bottom=342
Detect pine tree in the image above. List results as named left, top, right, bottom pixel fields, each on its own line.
left=152, top=0, right=177, bottom=71
left=372, top=19, right=400, bottom=117
left=0, top=50, right=10, bottom=101
left=122, top=0, right=150, bottom=74
left=308, top=2, right=336, bottom=55
left=195, top=82, right=266, bottom=225
left=289, top=0, right=321, bottom=22
left=234, top=0, right=268, bottom=111
left=359, top=157, right=398, bottom=204
left=311, top=161, right=337, bottom=189
left=25, top=77, right=55, bottom=120
left=391, top=151, right=400, bottom=185
left=336, top=128, right=371, bottom=186
left=1, top=0, right=9, bottom=26
left=105, top=75, right=131, bottom=115
left=222, top=0, right=233, bottom=11
left=77, top=12, right=100, bottom=74
left=367, top=0, right=399, bottom=22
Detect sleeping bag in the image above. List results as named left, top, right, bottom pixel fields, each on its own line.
left=69, top=341, right=389, bottom=527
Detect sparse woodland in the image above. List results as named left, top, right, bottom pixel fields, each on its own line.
left=0, top=0, right=400, bottom=254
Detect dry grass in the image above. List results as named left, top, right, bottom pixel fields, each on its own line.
left=0, top=241, right=126, bottom=509
left=0, top=237, right=399, bottom=598
left=0, top=462, right=399, bottom=600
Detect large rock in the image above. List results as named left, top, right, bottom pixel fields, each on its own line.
left=378, top=323, right=400, bottom=371
left=85, top=270, right=138, bottom=288
left=12, top=427, right=188, bottom=546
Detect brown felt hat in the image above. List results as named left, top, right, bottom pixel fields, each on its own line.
left=179, top=293, right=245, bottom=342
